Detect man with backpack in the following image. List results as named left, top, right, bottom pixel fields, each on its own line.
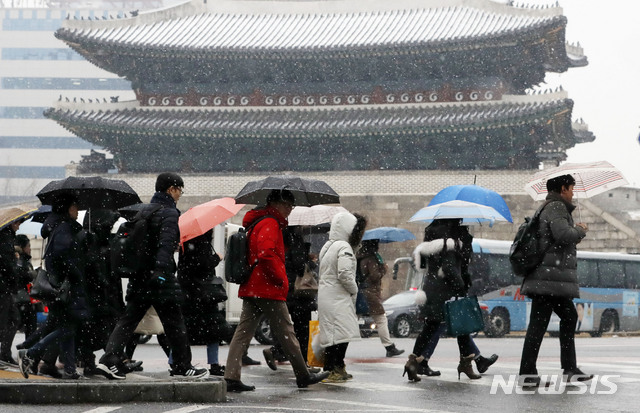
left=97, top=172, right=208, bottom=380
left=223, top=189, right=329, bottom=392
left=518, top=174, right=592, bottom=387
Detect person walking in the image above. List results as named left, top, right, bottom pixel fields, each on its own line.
left=96, top=172, right=208, bottom=380
left=518, top=174, right=593, bottom=387
left=404, top=219, right=497, bottom=381
left=14, top=235, right=40, bottom=340
left=76, top=209, right=124, bottom=376
left=0, top=208, right=29, bottom=366
left=223, top=189, right=329, bottom=392
left=318, top=211, right=368, bottom=383
left=18, top=195, right=89, bottom=379
left=356, top=239, right=404, bottom=358
left=177, top=228, right=234, bottom=376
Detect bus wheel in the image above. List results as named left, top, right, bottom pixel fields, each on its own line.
left=486, top=308, right=510, bottom=338
left=597, top=311, right=617, bottom=336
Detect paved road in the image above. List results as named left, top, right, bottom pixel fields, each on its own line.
left=2, top=334, right=638, bottom=412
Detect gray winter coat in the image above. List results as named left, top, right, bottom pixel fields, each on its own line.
left=520, top=192, right=586, bottom=298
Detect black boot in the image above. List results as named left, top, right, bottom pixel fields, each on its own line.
left=385, top=344, right=405, bottom=357
left=296, top=371, right=331, bottom=388
left=417, top=359, right=441, bottom=376
left=225, top=378, right=256, bottom=392
left=475, top=354, right=498, bottom=374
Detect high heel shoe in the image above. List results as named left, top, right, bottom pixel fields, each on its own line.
left=403, top=354, right=422, bottom=382
left=457, top=354, right=481, bottom=380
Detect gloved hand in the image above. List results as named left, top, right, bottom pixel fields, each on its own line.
left=148, top=270, right=168, bottom=287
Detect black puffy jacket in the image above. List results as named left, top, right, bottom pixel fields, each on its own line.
left=126, top=191, right=183, bottom=304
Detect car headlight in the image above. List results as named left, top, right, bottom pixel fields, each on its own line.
left=385, top=310, right=394, bottom=316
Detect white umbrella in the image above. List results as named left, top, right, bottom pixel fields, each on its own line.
left=525, top=161, right=628, bottom=201
left=408, top=200, right=510, bottom=226
left=288, top=205, right=348, bottom=226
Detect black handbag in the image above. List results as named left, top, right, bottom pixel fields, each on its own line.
left=444, top=296, right=485, bottom=336
left=30, top=267, right=69, bottom=303
left=198, top=276, right=228, bottom=304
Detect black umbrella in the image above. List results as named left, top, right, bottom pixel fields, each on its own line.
left=234, top=175, right=340, bottom=206
left=36, top=176, right=141, bottom=211
left=118, top=203, right=153, bottom=220
left=28, top=205, right=52, bottom=223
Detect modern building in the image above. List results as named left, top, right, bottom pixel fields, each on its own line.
left=46, top=0, right=594, bottom=174
left=0, top=0, right=181, bottom=204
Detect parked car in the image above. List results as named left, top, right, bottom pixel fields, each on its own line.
left=384, top=290, right=424, bottom=338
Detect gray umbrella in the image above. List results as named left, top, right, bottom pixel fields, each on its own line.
left=234, top=175, right=340, bottom=206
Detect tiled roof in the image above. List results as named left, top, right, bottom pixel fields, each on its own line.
left=45, top=95, right=575, bottom=138
left=56, top=0, right=576, bottom=61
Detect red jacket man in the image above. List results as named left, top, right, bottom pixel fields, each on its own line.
left=239, top=206, right=288, bottom=301
left=224, top=189, right=329, bottom=392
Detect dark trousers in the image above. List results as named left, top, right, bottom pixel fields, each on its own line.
left=100, top=300, right=191, bottom=370
left=413, top=321, right=480, bottom=359
left=519, top=295, right=578, bottom=375
left=26, top=306, right=78, bottom=374
left=271, top=301, right=313, bottom=362
left=0, top=294, right=18, bottom=359
left=323, top=342, right=348, bottom=372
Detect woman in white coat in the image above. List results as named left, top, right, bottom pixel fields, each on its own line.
left=318, top=211, right=367, bottom=383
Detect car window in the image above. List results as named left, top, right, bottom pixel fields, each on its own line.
left=384, top=292, right=415, bottom=306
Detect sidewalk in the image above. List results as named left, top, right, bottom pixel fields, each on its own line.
left=0, top=365, right=226, bottom=404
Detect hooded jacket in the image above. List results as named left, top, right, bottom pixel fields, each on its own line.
left=521, top=192, right=586, bottom=298
left=318, top=212, right=361, bottom=347
left=238, top=206, right=289, bottom=301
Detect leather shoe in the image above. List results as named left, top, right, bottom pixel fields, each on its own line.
left=263, top=348, right=277, bottom=371
left=475, top=354, right=498, bottom=374
left=242, top=355, right=261, bottom=366
left=225, top=378, right=256, bottom=392
left=297, top=371, right=330, bottom=388
left=563, top=368, right=593, bottom=383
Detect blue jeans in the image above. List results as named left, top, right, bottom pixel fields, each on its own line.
left=27, top=308, right=77, bottom=373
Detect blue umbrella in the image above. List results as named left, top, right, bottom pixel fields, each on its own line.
left=429, top=185, right=512, bottom=223
left=409, top=200, right=509, bottom=226
left=362, top=227, right=416, bottom=243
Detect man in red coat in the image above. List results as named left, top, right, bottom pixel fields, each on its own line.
left=224, top=189, right=329, bottom=392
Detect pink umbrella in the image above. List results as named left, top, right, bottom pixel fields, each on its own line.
left=179, top=197, right=245, bottom=245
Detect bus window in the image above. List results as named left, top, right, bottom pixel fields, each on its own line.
left=598, top=260, right=625, bottom=288
left=485, top=254, right=514, bottom=289
left=577, top=259, right=598, bottom=287
left=625, top=262, right=640, bottom=289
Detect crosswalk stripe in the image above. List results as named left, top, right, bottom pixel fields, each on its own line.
left=305, top=397, right=454, bottom=412
left=81, top=408, right=122, bottom=413
left=161, top=406, right=212, bottom=413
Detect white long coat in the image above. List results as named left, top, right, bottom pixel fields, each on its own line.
left=318, top=212, right=361, bottom=347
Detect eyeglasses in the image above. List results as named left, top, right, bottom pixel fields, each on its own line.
left=173, top=186, right=184, bottom=194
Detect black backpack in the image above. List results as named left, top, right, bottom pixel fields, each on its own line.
left=111, top=204, right=162, bottom=279
left=224, top=216, right=275, bottom=284
left=509, top=201, right=552, bottom=277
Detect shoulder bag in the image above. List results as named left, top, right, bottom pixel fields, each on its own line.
left=443, top=295, right=485, bottom=336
